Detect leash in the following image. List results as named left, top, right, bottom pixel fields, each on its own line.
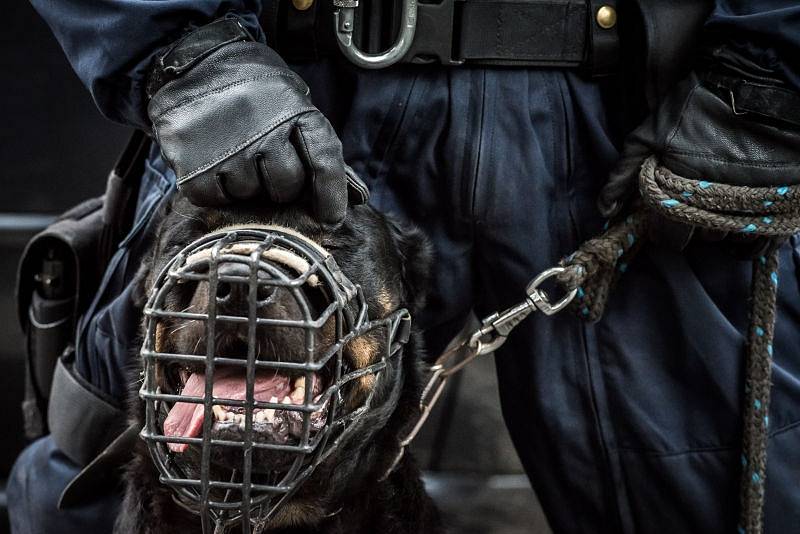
left=382, top=267, right=578, bottom=478
left=386, top=156, right=800, bottom=534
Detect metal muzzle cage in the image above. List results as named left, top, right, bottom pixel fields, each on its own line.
left=139, top=227, right=411, bottom=533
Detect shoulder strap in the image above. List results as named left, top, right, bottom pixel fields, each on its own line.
left=99, top=129, right=151, bottom=265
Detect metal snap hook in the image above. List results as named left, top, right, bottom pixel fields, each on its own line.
left=526, top=267, right=578, bottom=316
left=333, top=0, right=418, bottom=69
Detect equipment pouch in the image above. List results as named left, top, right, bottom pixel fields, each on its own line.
left=16, top=130, right=150, bottom=439
left=17, top=198, right=106, bottom=439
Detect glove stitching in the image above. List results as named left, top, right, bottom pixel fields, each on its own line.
left=152, top=71, right=305, bottom=117
left=176, top=109, right=317, bottom=183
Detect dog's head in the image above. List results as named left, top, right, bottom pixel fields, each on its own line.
left=135, top=195, right=432, bottom=529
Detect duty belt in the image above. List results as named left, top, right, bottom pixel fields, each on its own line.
left=263, top=0, right=620, bottom=75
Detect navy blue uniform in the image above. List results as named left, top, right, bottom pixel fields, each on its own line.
left=9, top=1, right=800, bottom=533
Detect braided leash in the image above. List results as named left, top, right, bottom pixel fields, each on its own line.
left=558, top=156, right=800, bottom=533
left=390, top=157, right=797, bottom=533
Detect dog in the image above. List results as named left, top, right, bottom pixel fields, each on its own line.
left=113, top=194, right=443, bottom=534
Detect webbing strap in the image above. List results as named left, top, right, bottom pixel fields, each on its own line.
left=48, top=357, right=127, bottom=468
left=457, top=1, right=588, bottom=65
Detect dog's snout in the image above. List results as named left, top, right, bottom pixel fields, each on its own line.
left=215, top=262, right=277, bottom=309
left=217, top=261, right=251, bottom=279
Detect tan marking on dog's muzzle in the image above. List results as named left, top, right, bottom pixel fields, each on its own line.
left=377, top=287, right=397, bottom=314
left=155, top=321, right=166, bottom=353
left=346, top=335, right=380, bottom=399
left=348, top=335, right=379, bottom=368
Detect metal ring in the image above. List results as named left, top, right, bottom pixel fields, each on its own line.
left=525, top=267, right=578, bottom=316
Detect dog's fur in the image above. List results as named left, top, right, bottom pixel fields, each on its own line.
left=114, top=195, right=443, bottom=534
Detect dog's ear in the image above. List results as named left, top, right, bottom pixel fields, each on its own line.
left=130, top=193, right=181, bottom=309
left=387, top=218, right=433, bottom=314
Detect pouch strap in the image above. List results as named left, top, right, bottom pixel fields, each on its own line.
left=99, top=129, right=151, bottom=265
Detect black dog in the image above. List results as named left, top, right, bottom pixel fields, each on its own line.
left=114, top=195, right=443, bottom=534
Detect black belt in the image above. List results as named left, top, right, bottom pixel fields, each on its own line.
left=265, top=0, right=620, bottom=75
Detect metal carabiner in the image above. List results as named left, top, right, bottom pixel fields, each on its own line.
left=468, top=267, right=578, bottom=356
left=333, top=0, right=418, bottom=69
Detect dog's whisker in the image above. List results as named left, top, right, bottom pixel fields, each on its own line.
left=169, top=322, right=193, bottom=335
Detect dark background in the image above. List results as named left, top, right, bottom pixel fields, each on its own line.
left=0, top=4, right=130, bottom=531
left=0, top=3, right=549, bottom=533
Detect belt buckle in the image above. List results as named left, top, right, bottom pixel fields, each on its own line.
left=403, top=0, right=465, bottom=65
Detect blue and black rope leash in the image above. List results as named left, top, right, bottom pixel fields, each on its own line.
left=558, top=156, right=800, bottom=534
left=397, top=156, right=797, bottom=532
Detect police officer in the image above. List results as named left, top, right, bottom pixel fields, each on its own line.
left=8, top=0, right=800, bottom=533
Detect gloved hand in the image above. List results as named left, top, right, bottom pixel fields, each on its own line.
left=598, top=48, right=800, bottom=220
left=147, top=18, right=368, bottom=227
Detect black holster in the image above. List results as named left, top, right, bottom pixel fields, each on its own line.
left=17, top=130, right=149, bottom=440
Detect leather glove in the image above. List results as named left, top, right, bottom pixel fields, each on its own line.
left=598, top=49, right=800, bottom=221
left=147, top=18, right=368, bottom=227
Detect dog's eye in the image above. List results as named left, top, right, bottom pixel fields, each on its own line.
left=320, top=239, right=341, bottom=251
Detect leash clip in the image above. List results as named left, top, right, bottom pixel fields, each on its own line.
left=470, top=267, right=577, bottom=356
left=382, top=268, right=576, bottom=480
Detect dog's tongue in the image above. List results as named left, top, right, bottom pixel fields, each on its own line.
left=163, top=369, right=290, bottom=453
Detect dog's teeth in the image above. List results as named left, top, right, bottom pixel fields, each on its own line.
left=255, top=411, right=265, bottom=423
left=212, top=405, right=226, bottom=421
left=290, top=386, right=305, bottom=403
left=293, top=377, right=306, bottom=389
left=265, top=408, right=275, bottom=422
left=282, top=395, right=292, bottom=405
left=269, top=396, right=278, bottom=404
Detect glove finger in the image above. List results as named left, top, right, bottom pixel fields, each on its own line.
left=598, top=108, right=662, bottom=218
left=215, top=157, right=265, bottom=201
left=598, top=152, right=647, bottom=217
left=177, top=173, right=232, bottom=206
left=293, top=113, right=348, bottom=226
left=253, top=131, right=306, bottom=204
left=345, top=165, right=370, bottom=205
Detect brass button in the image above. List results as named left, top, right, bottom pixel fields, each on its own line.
left=596, top=5, right=617, bottom=29
left=292, top=0, right=314, bottom=11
